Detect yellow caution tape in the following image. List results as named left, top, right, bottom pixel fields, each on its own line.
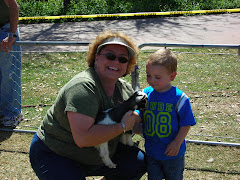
left=19, top=8, right=240, bottom=21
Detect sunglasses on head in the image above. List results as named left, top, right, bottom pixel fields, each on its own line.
left=99, top=53, right=129, bottom=64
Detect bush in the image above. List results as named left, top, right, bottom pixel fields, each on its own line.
left=17, top=0, right=240, bottom=23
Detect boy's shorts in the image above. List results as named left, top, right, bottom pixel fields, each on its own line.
left=146, top=155, right=185, bottom=180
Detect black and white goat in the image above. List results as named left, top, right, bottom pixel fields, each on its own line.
left=95, top=91, right=148, bottom=168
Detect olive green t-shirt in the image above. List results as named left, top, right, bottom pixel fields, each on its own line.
left=37, top=67, right=134, bottom=165
left=0, top=0, right=10, bottom=24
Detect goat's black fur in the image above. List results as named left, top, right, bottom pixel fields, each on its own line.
left=95, top=91, right=148, bottom=168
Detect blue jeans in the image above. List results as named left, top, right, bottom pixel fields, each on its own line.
left=29, top=133, right=147, bottom=180
left=0, top=23, right=22, bottom=117
left=146, top=155, right=185, bottom=180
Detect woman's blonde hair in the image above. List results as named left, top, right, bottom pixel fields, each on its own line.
left=87, top=30, right=139, bottom=75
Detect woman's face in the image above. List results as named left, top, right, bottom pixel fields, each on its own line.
left=95, top=44, right=129, bottom=82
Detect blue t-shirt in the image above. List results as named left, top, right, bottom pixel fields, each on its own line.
left=139, top=86, right=196, bottom=160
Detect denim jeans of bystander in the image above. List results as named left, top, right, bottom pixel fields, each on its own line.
left=0, top=23, right=22, bottom=127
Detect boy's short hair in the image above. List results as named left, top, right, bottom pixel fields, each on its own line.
left=146, top=48, right=177, bottom=73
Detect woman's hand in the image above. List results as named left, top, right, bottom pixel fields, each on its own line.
left=120, top=110, right=136, bottom=132
left=121, top=111, right=142, bottom=132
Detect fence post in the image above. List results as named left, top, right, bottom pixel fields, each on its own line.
left=131, top=65, right=140, bottom=90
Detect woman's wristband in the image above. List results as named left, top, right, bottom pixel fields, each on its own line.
left=120, top=122, right=126, bottom=133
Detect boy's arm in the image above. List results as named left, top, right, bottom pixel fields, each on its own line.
left=164, top=126, right=190, bottom=156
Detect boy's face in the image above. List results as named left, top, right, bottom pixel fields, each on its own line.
left=146, top=63, right=177, bottom=93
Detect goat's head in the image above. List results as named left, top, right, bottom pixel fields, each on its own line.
left=133, top=91, right=148, bottom=111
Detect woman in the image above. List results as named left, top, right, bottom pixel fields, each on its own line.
left=29, top=30, right=146, bottom=180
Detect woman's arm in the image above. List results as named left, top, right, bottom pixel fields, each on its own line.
left=68, top=110, right=136, bottom=148
left=133, top=122, right=142, bottom=134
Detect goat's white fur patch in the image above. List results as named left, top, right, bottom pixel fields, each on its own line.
left=96, top=142, right=117, bottom=168
left=96, top=114, right=134, bottom=168
left=96, top=134, right=134, bottom=169
left=136, top=92, right=146, bottom=102
left=120, top=134, right=134, bottom=146
left=95, top=90, right=147, bottom=168
left=97, top=113, right=116, bottom=125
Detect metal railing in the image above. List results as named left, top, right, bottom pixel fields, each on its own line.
left=1, top=41, right=240, bottom=148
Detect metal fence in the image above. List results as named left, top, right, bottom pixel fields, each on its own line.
left=1, top=41, right=239, bottom=148
left=1, top=41, right=239, bottom=178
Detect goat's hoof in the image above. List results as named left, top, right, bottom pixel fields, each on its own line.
left=107, top=163, right=117, bottom=168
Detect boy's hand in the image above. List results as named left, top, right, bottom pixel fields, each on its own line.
left=164, top=140, right=181, bottom=156
left=164, top=126, right=191, bottom=156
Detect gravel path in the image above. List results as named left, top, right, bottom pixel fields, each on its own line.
left=19, top=13, right=240, bottom=52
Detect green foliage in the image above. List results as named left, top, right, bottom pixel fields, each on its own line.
left=66, top=0, right=108, bottom=18
left=18, top=0, right=64, bottom=23
left=17, top=0, right=240, bottom=23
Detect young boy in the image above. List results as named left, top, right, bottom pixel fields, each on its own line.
left=138, top=49, right=196, bottom=180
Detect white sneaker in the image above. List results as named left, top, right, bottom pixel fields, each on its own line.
left=0, top=113, right=24, bottom=128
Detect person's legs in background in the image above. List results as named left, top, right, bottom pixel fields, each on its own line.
left=0, top=23, right=22, bottom=128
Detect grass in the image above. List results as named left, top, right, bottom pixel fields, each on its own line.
left=0, top=48, right=239, bottom=179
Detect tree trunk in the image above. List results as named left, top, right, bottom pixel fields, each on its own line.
left=63, top=0, right=71, bottom=9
